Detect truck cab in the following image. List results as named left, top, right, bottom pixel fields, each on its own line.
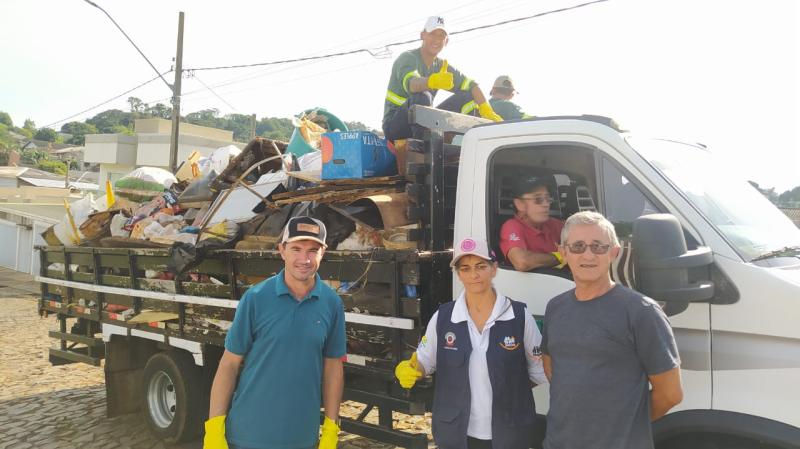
left=453, top=115, right=800, bottom=447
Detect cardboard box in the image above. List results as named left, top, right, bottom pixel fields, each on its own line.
left=321, top=132, right=397, bottom=180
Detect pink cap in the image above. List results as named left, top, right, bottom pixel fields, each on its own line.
left=451, top=237, right=495, bottom=267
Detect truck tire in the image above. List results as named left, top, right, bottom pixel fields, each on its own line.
left=140, top=351, right=203, bottom=444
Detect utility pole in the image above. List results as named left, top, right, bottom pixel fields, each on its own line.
left=250, top=113, right=256, bottom=140
left=168, top=12, right=185, bottom=172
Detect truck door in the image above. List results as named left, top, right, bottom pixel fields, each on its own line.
left=599, top=154, right=712, bottom=412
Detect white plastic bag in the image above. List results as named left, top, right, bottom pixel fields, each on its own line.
left=209, top=145, right=242, bottom=174
left=53, top=194, right=98, bottom=246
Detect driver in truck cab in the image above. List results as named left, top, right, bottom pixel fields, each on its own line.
left=499, top=177, right=566, bottom=272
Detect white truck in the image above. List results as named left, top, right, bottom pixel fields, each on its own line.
left=454, top=112, right=800, bottom=448
left=37, top=108, right=800, bottom=448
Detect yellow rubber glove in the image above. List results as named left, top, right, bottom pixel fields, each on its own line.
left=203, top=415, right=229, bottom=449
left=319, top=416, right=340, bottom=449
left=395, top=352, right=422, bottom=389
left=427, top=60, right=454, bottom=91
left=478, top=102, right=503, bottom=122
left=551, top=251, right=566, bottom=269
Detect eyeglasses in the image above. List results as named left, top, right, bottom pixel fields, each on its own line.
left=517, top=195, right=553, bottom=205
left=563, top=241, right=612, bottom=255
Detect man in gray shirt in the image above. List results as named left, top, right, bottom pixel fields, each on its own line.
left=541, top=211, right=683, bottom=449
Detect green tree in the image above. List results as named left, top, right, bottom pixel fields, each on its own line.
left=37, top=159, right=68, bottom=176
left=778, top=186, right=800, bottom=207
left=60, top=121, right=98, bottom=145
left=185, top=109, right=221, bottom=128
left=127, top=96, right=146, bottom=113
left=749, top=181, right=779, bottom=204
left=0, top=123, right=19, bottom=151
left=34, top=127, right=59, bottom=142
left=87, top=109, right=134, bottom=133
left=0, top=112, right=12, bottom=127
left=111, top=124, right=134, bottom=135
left=145, top=103, right=171, bottom=119
left=21, top=149, right=48, bottom=165
left=14, top=127, right=32, bottom=139
left=223, top=113, right=255, bottom=142
left=23, top=119, right=36, bottom=132
left=256, top=117, right=293, bottom=141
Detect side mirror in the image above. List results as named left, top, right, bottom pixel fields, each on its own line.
left=633, top=214, right=714, bottom=315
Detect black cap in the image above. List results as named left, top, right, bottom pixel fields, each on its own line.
left=281, top=216, right=328, bottom=247
left=513, top=176, right=550, bottom=197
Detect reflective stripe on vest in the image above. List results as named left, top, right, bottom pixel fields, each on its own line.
left=460, top=77, right=472, bottom=91
left=402, top=70, right=421, bottom=93
left=386, top=90, right=407, bottom=106
left=461, top=100, right=477, bottom=114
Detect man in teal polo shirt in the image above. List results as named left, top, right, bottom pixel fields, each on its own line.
left=488, top=75, right=532, bottom=121
left=204, top=216, right=346, bottom=449
left=382, top=15, right=503, bottom=142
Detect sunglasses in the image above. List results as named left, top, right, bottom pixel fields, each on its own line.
left=517, top=195, right=554, bottom=206
left=563, top=241, right=612, bottom=255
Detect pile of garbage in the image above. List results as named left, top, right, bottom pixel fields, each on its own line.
left=42, top=124, right=418, bottom=275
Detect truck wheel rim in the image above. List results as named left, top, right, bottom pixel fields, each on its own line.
left=147, top=370, right=177, bottom=428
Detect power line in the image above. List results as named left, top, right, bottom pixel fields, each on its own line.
left=82, top=0, right=173, bottom=91
left=185, top=0, right=609, bottom=72
left=43, top=71, right=172, bottom=129
left=188, top=72, right=238, bottom=111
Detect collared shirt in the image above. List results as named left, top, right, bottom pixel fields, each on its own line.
left=416, top=290, right=547, bottom=439
left=499, top=215, right=564, bottom=259
left=224, top=270, right=346, bottom=449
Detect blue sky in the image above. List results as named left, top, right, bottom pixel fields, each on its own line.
left=1, top=0, right=797, bottom=190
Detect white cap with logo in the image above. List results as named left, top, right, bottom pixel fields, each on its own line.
left=423, top=16, right=447, bottom=34
left=450, top=237, right=496, bottom=267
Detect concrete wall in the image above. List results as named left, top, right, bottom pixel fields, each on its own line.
left=84, top=134, right=138, bottom=165
left=136, top=133, right=242, bottom=167
left=135, top=118, right=233, bottom=141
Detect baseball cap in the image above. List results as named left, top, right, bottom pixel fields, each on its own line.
left=423, top=16, right=447, bottom=34
left=450, top=237, right=496, bottom=267
left=281, top=216, right=327, bottom=247
left=513, top=176, right=549, bottom=197
left=492, top=75, right=518, bottom=93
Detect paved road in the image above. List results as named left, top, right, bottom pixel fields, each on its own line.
left=0, top=267, right=431, bottom=449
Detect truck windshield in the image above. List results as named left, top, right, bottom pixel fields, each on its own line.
left=627, top=137, right=800, bottom=262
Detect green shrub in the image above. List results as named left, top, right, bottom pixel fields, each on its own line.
left=37, top=159, right=68, bottom=176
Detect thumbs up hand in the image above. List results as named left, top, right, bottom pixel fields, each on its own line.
left=427, top=59, right=454, bottom=91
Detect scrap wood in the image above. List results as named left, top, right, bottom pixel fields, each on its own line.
left=273, top=187, right=400, bottom=205
left=271, top=180, right=405, bottom=201
left=286, top=170, right=321, bottom=183
left=318, top=175, right=405, bottom=186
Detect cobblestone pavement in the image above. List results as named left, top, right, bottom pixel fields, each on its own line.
left=0, top=268, right=432, bottom=449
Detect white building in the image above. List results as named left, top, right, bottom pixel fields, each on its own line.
left=84, top=119, right=243, bottom=190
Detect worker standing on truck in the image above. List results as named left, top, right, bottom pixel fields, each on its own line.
left=395, top=237, right=547, bottom=449
left=541, top=211, right=683, bottom=449
left=382, top=16, right=503, bottom=142
left=488, top=76, right=531, bottom=121
left=500, top=176, right=565, bottom=272
left=203, top=216, right=346, bottom=449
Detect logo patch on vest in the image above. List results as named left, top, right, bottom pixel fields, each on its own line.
left=500, top=335, right=519, bottom=351
left=444, top=331, right=457, bottom=350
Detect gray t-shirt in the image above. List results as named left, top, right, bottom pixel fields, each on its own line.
left=541, top=284, right=680, bottom=449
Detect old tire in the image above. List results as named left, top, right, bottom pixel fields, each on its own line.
left=140, top=351, right=203, bottom=444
